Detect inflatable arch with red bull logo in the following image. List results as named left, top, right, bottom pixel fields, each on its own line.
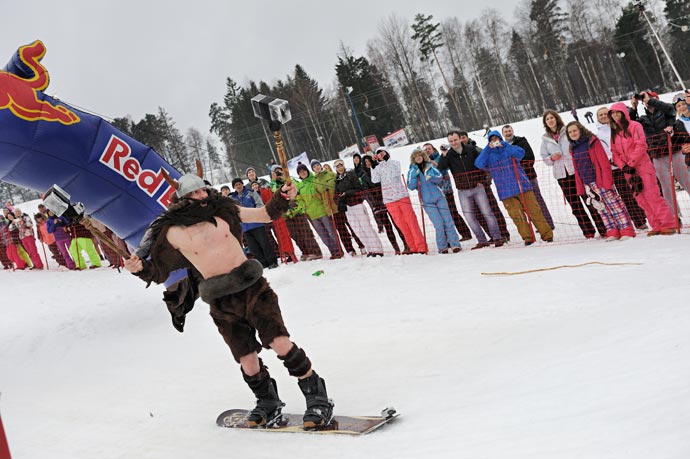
left=0, top=40, right=183, bottom=253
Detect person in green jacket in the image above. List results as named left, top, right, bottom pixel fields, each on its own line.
left=296, top=162, right=342, bottom=259
left=311, top=159, right=363, bottom=257
left=270, top=165, right=322, bottom=261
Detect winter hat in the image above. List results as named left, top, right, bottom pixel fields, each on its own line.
left=487, top=130, right=503, bottom=142
left=162, top=159, right=206, bottom=198
left=177, top=174, right=206, bottom=198
left=245, top=166, right=256, bottom=176
left=296, top=163, right=309, bottom=175
left=673, top=93, right=686, bottom=107
left=231, top=178, right=244, bottom=188
left=645, top=90, right=659, bottom=99
left=270, top=164, right=282, bottom=173
left=409, top=147, right=429, bottom=163
left=334, top=159, right=345, bottom=168
left=310, top=159, right=322, bottom=170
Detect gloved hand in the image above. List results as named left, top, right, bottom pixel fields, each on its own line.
left=622, top=165, right=636, bottom=175
left=628, top=174, right=644, bottom=195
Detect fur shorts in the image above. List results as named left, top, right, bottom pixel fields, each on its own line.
left=204, top=260, right=289, bottom=362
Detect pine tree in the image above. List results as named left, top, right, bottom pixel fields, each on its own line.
left=411, top=13, right=462, bottom=123
left=529, top=0, right=573, bottom=108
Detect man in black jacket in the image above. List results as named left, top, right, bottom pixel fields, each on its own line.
left=438, top=130, right=504, bottom=249
left=333, top=159, right=383, bottom=256
left=502, top=125, right=555, bottom=229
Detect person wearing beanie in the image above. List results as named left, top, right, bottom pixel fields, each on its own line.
left=630, top=91, right=690, bottom=218
left=310, top=159, right=321, bottom=170
left=269, top=165, right=321, bottom=262
left=246, top=167, right=270, bottom=189
left=333, top=159, right=382, bottom=256
left=295, top=161, right=343, bottom=259
left=312, top=159, right=361, bottom=257
left=230, top=177, right=278, bottom=269
left=125, top=167, right=335, bottom=429
left=246, top=167, right=280, bottom=265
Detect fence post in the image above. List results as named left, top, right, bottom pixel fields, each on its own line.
left=0, top=412, right=11, bottom=459
left=666, top=132, right=680, bottom=233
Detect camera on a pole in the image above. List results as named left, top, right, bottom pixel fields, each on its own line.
left=43, top=184, right=85, bottom=223
left=251, top=94, right=291, bottom=130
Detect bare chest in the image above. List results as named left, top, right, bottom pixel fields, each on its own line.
left=166, top=217, right=245, bottom=278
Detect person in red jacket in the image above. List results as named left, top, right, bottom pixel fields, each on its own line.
left=565, top=121, right=635, bottom=241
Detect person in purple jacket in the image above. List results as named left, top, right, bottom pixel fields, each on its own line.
left=46, top=209, right=76, bottom=270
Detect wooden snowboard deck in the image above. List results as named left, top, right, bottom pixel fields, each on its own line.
left=216, top=408, right=399, bottom=435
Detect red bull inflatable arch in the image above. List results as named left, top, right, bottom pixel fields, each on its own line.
left=0, top=40, right=182, bottom=251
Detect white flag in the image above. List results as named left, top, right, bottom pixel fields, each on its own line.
left=287, top=151, right=309, bottom=174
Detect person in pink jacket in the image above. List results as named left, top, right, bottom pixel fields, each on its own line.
left=608, top=102, right=677, bottom=236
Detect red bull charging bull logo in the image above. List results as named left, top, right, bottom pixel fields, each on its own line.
left=0, top=40, right=80, bottom=125
left=1, top=39, right=181, bottom=251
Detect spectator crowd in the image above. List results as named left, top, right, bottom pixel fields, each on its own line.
left=2, top=90, right=689, bottom=272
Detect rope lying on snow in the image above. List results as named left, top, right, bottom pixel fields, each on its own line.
left=481, top=261, right=643, bottom=276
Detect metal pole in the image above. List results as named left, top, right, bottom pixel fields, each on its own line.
left=344, top=90, right=366, bottom=147
left=259, top=121, right=278, bottom=163
left=637, top=3, right=685, bottom=89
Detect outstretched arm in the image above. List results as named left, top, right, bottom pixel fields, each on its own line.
left=239, top=182, right=296, bottom=223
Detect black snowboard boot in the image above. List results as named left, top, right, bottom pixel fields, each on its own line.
left=243, top=364, right=286, bottom=428
left=297, top=371, right=334, bottom=429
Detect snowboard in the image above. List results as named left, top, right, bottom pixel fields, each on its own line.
left=216, top=407, right=399, bottom=435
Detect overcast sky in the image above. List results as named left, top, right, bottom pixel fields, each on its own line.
left=3, top=0, right=516, bottom=139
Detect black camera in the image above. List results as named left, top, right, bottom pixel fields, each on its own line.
left=43, top=184, right=85, bottom=224
left=633, top=93, right=643, bottom=101
left=440, top=144, right=449, bottom=151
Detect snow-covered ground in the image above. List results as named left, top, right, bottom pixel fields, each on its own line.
left=2, top=97, right=690, bottom=458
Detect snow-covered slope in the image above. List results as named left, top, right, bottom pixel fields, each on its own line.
left=2, top=96, right=690, bottom=459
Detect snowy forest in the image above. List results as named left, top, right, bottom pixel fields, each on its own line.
left=2, top=0, right=689, bottom=203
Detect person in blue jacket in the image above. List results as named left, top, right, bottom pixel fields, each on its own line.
left=230, top=178, right=278, bottom=269
left=475, top=131, right=554, bottom=246
left=407, top=147, right=461, bottom=253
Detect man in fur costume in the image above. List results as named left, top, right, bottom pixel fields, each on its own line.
left=124, top=168, right=334, bottom=429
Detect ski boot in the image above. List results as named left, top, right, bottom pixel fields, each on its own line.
left=243, top=364, right=286, bottom=428
left=298, top=371, right=334, bottom=429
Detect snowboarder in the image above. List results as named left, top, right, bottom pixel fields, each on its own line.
left=124, top=168, right=334, bottom=429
